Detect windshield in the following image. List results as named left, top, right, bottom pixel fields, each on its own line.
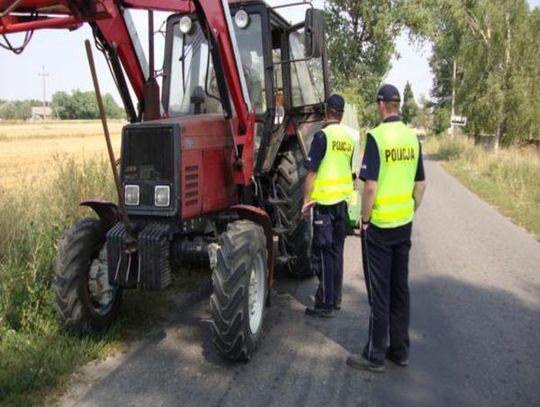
left=233, top=14, right=266, bottom=113
left=289, top=28, right=325, bottom=107
left=168, top=21, right=223, bottom=116
left=167, top=14, right=266, bottom=116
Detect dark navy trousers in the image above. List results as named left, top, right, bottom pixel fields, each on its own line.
left=312, top=201, right=346, bottom=310
left=361, top=222, right=412, bottom=365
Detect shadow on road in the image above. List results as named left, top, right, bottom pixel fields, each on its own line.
left=70, top=266, right=540, bottom=407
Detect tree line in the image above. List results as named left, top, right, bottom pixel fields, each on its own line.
left=324, top=0, right=540, bottom=144
left=0, top=91, right=124, bottom=120
left=429, top=0, right=539, bottom=145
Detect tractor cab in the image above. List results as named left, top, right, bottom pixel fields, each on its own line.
left=161, top=0, right=329, bottom=172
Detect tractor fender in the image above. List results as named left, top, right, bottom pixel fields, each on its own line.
left=80, top=200, right=120, bottom=231
left=230, top=204, right=275, bottom=292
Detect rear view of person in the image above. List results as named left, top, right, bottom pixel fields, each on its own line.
left=347, top=84, right=426, bottom=372
left=301, top=94, right=354, bottom=318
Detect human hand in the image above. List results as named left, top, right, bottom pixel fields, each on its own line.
left=361, top=217, right=370, bottom=231
left=301, top=201, right=315, bottom=219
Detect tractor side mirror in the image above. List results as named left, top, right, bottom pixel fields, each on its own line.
left=304, top=8, right=324, bottom=59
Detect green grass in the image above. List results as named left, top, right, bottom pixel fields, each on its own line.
left=424, top=136, right=540, bottom=240
left=0, top=155, right=208, bottom=407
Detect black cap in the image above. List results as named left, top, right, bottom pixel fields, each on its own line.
left=376, top=84, right=401, bottom=102
left=326, top=94, right=345, bottom=113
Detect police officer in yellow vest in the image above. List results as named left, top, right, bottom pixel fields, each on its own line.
left=301, top=94, right=354, bottom=318
left=347, top=84, right=426, bottom=372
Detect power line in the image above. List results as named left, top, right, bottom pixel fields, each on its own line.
left=38, top=65, right=49, bottom=119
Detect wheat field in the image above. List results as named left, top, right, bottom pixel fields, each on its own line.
left=0, top=120, right=123, bottom=188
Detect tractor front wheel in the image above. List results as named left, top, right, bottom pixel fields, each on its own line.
left=209, top=220, right=268, bottom=361
left=53, top=218, right=122, bottom=334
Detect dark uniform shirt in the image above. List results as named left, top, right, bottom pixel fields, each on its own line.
left=359, top=115, right=425, bottom=182
left=305, top=130, right=328, bottom=172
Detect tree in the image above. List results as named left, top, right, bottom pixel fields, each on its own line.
left=432, top=105, right=450, bottom=136
left=412, top=94, right=433, bottom=131
left=323, top=0, right=434, bottom=124
left=0, top=102, right=17, bottom=120
left=51, top=90, right=124, bottom=120
left=401, top=81, right=418, bottom=124
left=0, top=100, right=35, bottom=120
left=103, top=94, right=125, bottom=119
left=52, top=91, right=72, bottom=119
left=429, top=0, right=538, bottom=144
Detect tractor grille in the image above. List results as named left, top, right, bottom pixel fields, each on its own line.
left=123, top=126, right=174, bottom=182
left=184, top=165, right=199, bottom=207
left=120, top=124, right=180, bottom=216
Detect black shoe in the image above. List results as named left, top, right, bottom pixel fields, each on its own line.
left=333, top=300, right=342, bottom=310
left=386, top=352, right=409, bottom=367
left=346, top=354, right=385, bottom=373
left=305, top=307, right=335, bottom=318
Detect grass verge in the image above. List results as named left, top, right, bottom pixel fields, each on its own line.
left=0, top=155, right=208, bottom=407
left=423, top=136, right=540, bottom=240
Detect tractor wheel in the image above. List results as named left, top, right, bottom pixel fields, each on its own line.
left=53, top=218, right=122, bottom=334
left=276, top=145, right=313, bottom=277
left=209, top=220, right=268, bottom=361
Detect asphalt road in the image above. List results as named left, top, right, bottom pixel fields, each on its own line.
left=61, top=159, right=540, bottom=407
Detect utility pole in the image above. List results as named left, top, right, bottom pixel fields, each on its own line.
left=38, top=65, right=49, bottom=120
left=450, top=59, right=456, bottom=139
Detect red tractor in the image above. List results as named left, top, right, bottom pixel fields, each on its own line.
left=0, top=0, right=329, bottom=360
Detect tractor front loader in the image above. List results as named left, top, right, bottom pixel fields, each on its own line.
left=0, top=0, right=330, bottom=360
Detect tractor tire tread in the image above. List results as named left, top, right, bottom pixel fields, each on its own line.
left=210, top=220, right=267, bottom=361
left=52, top=218, right=121, bottom=335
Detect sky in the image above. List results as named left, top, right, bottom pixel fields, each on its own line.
left=1, top=0, right=538, bottom=106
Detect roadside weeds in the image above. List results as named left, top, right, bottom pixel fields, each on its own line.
left=0, top=155, right=209, bottom=407
left=423, top=136, right=540, bottom=240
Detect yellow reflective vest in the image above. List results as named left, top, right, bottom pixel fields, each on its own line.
left=310, top=124, right=354, bottom=205
left=370, top=121, right=419, bottom=228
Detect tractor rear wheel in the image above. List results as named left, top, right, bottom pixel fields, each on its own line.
left=53, top=218, right=122, bottom=334
left=209, top=220, right=268, bottom=361
left=276, top=145, right=313, bottom=277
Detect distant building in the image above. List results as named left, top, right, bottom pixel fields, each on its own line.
left=31, top=106, right=53, bottom=120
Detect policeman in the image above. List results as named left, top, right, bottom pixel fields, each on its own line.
left=347, top=84, right=426, bottom=372
left=301, top=94, right=354, bottom=318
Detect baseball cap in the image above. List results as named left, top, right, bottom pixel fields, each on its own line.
left=325, top=94, right=345, bottom=113
left=376, top=84, right=401, bottom=102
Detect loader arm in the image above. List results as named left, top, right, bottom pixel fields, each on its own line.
left=0, top=0, right=255, bottom=183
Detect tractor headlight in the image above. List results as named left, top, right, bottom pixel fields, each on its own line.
left=124, top=185, right=140, bottom=206
left=154, top=185, right=170, bottom=207
left=234, top=10, right=250, bottom=29
left=179, top=16, right=193, bottom=34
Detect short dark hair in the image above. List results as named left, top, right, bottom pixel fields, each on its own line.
left=326, top=106, right=343, bottom=120
left=383, top=100, right=400, bottom=114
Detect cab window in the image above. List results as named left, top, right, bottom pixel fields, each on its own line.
left=234, top=14, right=266, bottom=113
left=288, top=27, right=325, bottom=107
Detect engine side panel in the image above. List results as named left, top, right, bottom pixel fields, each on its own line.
left=176, top=115, right=238, bottom=219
